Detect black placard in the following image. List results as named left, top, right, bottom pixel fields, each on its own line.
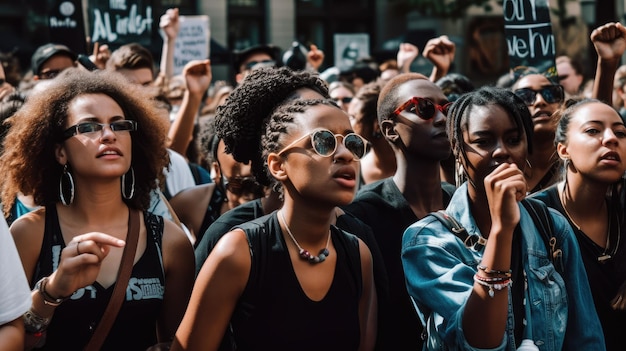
left=503, top=0, right=558, bottom=82
left=47, top=0, right=88, bottom=55
left=86, top=0, right=154, bottom=48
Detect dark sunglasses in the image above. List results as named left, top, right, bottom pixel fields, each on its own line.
left=393, top=97, right=452, bottom=120
left=244, top=59, right=276, bottom=70
left=223, top=176, right=264, bottom=197
left=63, top=120, right=137, bottom=140
left=39, top=69, right=64, bottom=80
left=513, top=85, right=564, bottom=105
left=0, top=78, right=5, bottom=86
left=333, top=97, right=353, bottom=104
left=277, top=128, right=369, bottom=160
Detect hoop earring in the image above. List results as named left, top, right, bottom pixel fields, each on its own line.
left=59, top=164, right=75, bottom=206
left=121, top=167, right=135, bottom=200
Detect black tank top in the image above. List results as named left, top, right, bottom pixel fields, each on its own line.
left=33, top=206, right=166, bottom=351
left=229, top=212, right=362, bottom=350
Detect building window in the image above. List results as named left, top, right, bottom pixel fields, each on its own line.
left=228, top=0, right=266, bottom=50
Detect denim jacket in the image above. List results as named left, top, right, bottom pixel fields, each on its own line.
left=401, top=183, right=605, bottom=351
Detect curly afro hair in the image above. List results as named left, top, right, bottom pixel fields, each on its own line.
left=213, top=66, right=329, bottom=186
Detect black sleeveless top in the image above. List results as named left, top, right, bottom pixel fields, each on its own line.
left=228, top=212, right=362, bottom=350
left=33, top=206, right=167, bottom=351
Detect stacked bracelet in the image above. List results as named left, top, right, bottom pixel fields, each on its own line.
left=477, top=264, right=512, bottom=278
left=473, top=274, right=512, bottom=298
left=35, top=277, right=71, bottom=306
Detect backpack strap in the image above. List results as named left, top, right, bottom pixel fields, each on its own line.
left=521, top=199, right=564, bottom=273
left=428, top=210, right=487, bottom=250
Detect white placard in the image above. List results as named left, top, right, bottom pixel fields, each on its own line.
left=174, top=15, right=210, bottom=75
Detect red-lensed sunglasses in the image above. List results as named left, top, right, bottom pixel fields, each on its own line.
left=393, top=97, right=452, bottom=120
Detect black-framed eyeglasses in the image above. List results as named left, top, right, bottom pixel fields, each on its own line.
left=39, top=69, right=64, bottom=80
left=222, top=175, right=265, bottom=197
left=62, top=120, right=137, bottom=140
left=333, top=97, right=353, bottom=104
left=244, top=59, right=276, bottom=70
left=277, top=128, right=369, bottom=160
left=513, top=85, right=564, bottom=105
left=393, top=97, right=452, bottom=120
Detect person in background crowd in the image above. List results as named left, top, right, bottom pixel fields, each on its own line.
left=232, top=44, right=281, bottom=84
left=402, top=86, right=605, bottom=351
left=556, top=55, right=586, bottom=98
left=329, top=81, right=356, bottom=113
left=0, top=60, right=16, bottom=100
left=347, top=81, right=396, bottom=186
left=343, top=72, right=456, bottom=350
left=0, top=215, right=31, bottom=351
left=171, top=98, right=377, bottom=350
left=30, top=43, right=77, bottom=81
left=436, top=73, right=476, bottom=185
left=531, top=98, right=626, bottom=351
left=1, top=68, right=194, bottom=350
left=511, top=74, right=565, bottom=193
left=378, top=59, right=401, bottom=85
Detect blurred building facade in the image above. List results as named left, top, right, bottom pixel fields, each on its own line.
left=0, top=0, right=622, bottom=85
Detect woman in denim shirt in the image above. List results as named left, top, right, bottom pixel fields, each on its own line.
left=401, top=86, right=604, bottom=350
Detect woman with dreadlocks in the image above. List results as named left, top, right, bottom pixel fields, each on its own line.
left=401, top=86, right=604, bottom=350
left=172, top=98, right=377, bottom=350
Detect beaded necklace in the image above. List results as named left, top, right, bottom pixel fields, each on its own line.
left=278, top=210, right=331, bottom=264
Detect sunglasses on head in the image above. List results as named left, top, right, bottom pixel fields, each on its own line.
left=277, top=128, right=369, bottom=160
left=222, top=175, right=265, bottom=197
left=513, top=85, right=564, bottom=105
left=393, top=97, right=452, bottom=120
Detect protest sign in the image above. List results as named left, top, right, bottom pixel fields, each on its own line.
left=503, top=0, right=558, bottom=82
left=173, top=15, right=210, bottom=75
left=47, top=0, right=87, bottom=54
left=86, top=0, right=154, bottom=47
left=334, top=33, right=370, bottom=71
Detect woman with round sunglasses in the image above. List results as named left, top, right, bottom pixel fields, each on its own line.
left=512, top=74, right=565, bottom=193
left=343, top=72, right=456, bottom=350
left=531, top=99, right=626, bottom=351
left=402, top=86, right=604, bottom=350
left=171, top=98, right=377, bottom=350
left=0, top=68, right=195, bottom=350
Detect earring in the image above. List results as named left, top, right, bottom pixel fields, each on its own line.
left=59, top=164, right=75, bottom=206
left=454, top=160, right=466, bottom=188
left=526, top=159, right=532, bottom=169
left=121, top=167, right=135, bottom=200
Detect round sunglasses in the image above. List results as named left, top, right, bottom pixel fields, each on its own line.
left=513, top=85, right=564, bottom=105
left=277, top=128, right=369, bottom=160
left=393, top=97, right=452, bottom=120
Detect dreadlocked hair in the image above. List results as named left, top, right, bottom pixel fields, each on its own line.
left=214, top=66, right=329, bottom=186
left=262, top=98, right=340, bottom=195
left=447, top=86, right=534, bottom=168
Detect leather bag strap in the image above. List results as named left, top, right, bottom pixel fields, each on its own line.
left=84, top=209, right=140, bottom=351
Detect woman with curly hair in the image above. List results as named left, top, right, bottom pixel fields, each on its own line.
left=172, top=98, right=377, bottom=350
left=1, top=68, right=195, bottom=350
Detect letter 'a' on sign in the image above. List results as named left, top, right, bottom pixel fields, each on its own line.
left=503, top=0, right=558, bottom=83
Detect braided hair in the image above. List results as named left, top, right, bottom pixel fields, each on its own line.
left=262, top=98, right=340, bottom=194
left=214, top=66, right=329, bottom=186
left=447, top=86, right=534, bottom=168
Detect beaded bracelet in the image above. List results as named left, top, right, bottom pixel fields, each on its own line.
left=474, top=274, right=510, bottom=283
left=473, top=274, right=512, bottom=298
left=477, top=264, right=512, bottom=277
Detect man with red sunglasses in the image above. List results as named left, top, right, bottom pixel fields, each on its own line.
left=343, top=72, right=456, bottom=350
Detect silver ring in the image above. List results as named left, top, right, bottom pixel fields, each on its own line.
left=76, top=241, right=81, bottom=255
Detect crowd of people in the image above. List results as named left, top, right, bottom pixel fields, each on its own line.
left=2, top=6, right=626, bottom=351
